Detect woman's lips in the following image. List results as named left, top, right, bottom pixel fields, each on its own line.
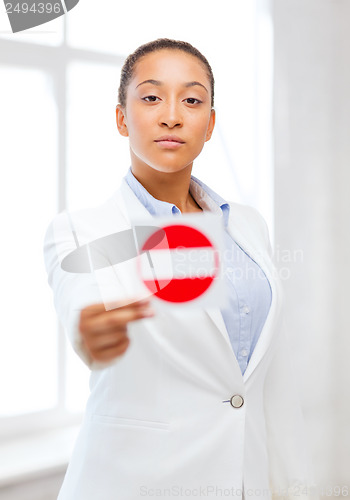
left=154, top=140, right=185, bottom=149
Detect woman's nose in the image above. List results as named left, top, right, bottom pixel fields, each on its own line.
left=159, top=101, right=183, bottom=128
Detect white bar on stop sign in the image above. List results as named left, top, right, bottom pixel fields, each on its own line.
left=139, top=248, right=218, bottom=280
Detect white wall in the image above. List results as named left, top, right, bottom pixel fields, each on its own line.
left=273, top=0, right=350, bottom=495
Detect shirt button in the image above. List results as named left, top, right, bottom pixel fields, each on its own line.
left=230, top=395, right=244, bottom=408
left=243, top=306, right=250, bottom=314
left=240, top=349, right=248, bottom=357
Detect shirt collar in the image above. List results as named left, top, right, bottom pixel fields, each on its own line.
left=124, top=166, right=230, bottom=227
left=189, top=174, right=230, bottom=227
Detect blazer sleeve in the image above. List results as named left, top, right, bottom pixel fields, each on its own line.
left=43, top=211, right=118, bottom=371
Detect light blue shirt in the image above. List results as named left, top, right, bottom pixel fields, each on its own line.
left=124, top=167, right=272, bottom=375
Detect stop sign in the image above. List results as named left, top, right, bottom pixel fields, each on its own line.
left=137, top=223, right=219, bottom=303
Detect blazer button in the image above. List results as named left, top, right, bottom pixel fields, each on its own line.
left=230, top=395, right=244, bottom=408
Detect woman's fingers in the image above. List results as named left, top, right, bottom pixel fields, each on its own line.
left=81, top=323, right=130, bottom=362
left=87, top=328, right=127, bottom=350
left=80, top=304, right=154, bottom=336
left=78, top=296, right=155, bottom=362
left=89, top=337, right=131, bottom=363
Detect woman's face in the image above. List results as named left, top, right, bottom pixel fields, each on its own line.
left=116, top=49, right=215, bottom=174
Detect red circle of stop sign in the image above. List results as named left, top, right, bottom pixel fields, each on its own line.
left=137, top=224, right=219, bottom=303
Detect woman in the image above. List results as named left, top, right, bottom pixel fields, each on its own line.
left=44, top=38, right=316, bottom=500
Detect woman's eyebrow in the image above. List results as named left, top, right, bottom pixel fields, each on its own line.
left=135, top=79, right=208, bottom=93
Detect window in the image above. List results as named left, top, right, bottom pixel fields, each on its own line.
left=0, top=67, right=58, bottom=418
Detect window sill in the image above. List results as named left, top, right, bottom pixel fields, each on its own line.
left=0, top=425, right=81, bottom=488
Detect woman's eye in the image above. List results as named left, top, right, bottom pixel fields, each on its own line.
left=142, top=96, right=202, bottom=104
left=185, top=98, right=202, bottom=104
left=142, top=95, right=159, bottom=102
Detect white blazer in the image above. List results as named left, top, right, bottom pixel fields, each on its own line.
left=43, top=178, right=317, bottom=500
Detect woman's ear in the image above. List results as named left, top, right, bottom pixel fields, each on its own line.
left=205, top=108, right=216, bottom=142
left=116, top=104, right=129, bottom=137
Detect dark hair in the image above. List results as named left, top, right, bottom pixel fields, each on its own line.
left=118, top=38, right=215, bottom=109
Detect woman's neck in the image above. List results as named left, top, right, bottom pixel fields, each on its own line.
left=130, top=163, right=202, bottom=213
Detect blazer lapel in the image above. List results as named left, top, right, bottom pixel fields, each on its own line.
left=224, top=212, right=281, bottom=383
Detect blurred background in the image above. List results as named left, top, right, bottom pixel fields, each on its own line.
left=0, top=0, right=349, bottom=498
